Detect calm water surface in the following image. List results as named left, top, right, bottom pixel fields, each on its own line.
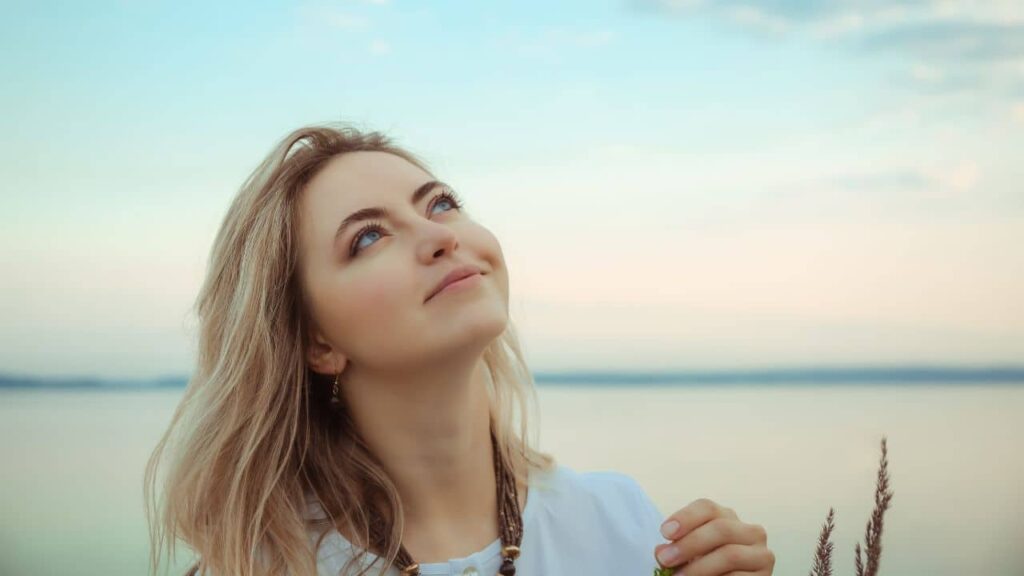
left=1, top=383, right=1021, bottom=575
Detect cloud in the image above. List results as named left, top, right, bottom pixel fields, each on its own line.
left=294, top=0, right=398, bottom=35
left=911, top=63, right=943, bottom=83
left=323, top=12, right=371, bottom=29
left=1013, top=101, right=1024, bottom=123
left=500, top=26, right=617, bottom=57
left=297, top=4, right=372, bottom=30
left=634, top=1, right=1024, bottom=32
left=937, top=161, right=979, bottom=193
left=631, top=0, right=1024, bottom=97
left=758, top=162, right=995, bottom=226
left=829, top=162, right=976, bottom=195
left=831, top=169, right=931, bottom=192
left=369, top=39, right=391, bottom=55
left=861, top=20, right=1024, bottom=62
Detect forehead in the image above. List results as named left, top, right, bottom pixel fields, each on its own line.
left=304, top=151, right=429, bottom=209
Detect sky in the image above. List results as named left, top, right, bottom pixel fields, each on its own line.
left=1, top=0, right=1022, bottom=378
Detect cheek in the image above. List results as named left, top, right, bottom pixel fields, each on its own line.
left=476, top=227, right=509, bottom=296
left=350, top=276, right=404, bottom=311
left=473, top=225, right=505, bottom=269
left=324, top=268, right=419, bottom=352
left=345, top=276, right=407, bottom=324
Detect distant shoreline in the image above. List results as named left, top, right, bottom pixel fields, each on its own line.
left=2, top=365, right=1023, bottom=389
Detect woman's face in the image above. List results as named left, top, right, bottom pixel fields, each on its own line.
left=297, top=151, right=510, bottom=375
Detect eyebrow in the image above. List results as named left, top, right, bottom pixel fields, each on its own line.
left=333, top=180, right=447, bottom=246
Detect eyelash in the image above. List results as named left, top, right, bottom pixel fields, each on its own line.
left=348, top=190, right=464, bottom=258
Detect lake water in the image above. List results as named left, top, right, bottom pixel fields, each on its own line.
left=1, top=383, right=1021, bottom=575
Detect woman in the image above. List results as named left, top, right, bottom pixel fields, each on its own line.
left=144, top=123, right=775, bottom=576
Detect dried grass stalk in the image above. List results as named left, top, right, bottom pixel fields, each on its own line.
left=809, top=436, right=893, bottom=576
left=808, top=507, right=835, bottom=576
left=859, top=436, right=894, bottom=576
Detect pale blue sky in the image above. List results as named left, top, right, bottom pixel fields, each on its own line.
left=2, top=0, right=1022, bottom=378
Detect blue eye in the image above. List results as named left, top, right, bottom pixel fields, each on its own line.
left=348, top=189, right=464, bottom=258
left=430, top=190, right=462, bottom=214
left=349, top=220, right=385, bottom=256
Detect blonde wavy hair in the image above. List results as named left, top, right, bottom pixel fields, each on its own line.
left=143, top=122, right=557, bottom=576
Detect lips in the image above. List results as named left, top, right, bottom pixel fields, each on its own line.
left=427, top=265, right=482, bottom=302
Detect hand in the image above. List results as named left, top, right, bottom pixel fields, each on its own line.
left=654, top=498, right=775, bottom=576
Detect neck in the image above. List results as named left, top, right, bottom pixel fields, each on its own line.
left=340, top=352, right=523, bottom=561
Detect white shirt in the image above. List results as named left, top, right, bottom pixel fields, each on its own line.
left=306, top=463, right=668, bottom=576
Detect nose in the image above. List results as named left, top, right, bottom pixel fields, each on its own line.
left=417, top=220, right=459, bottom=262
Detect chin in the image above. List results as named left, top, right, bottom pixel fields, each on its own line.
left=439, top=304, right=509, bottom=352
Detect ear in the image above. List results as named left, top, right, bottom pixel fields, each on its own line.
left=306, top=328, right=348, bottom=377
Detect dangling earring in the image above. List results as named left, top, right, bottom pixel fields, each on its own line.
left=329, top=370, right=342, bottom=411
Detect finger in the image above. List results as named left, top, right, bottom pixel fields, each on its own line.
left=721, top=505, right=740, bottom=521
left=660, top=498, right=733, bottom=541
left=656, top=518, right=765, bottom=568
left=670, top=543, right=774, bottom=576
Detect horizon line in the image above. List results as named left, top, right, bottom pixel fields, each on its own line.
left=2, top=363, right=1023, bottom=389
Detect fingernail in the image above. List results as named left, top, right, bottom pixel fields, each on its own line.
left=661, top=520, right=680, bottom=539
left=657, top=545, right=681, bottom=565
